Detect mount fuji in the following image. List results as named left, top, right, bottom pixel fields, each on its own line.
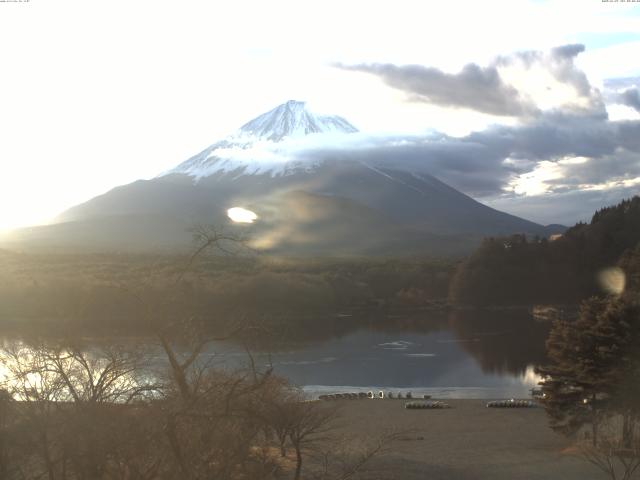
left=7, top=100, right=563, bottom=255
left=163, top=100, right=359, bottom=179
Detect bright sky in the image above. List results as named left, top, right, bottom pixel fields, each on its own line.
left=1, top=0, right=640, bottom=231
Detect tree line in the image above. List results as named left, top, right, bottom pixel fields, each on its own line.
left=450, top=196, right=640, bottom=306
left=0, top=250, right=455, bottom=334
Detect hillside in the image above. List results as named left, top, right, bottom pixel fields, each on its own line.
left=450, top=196, right=640, bottom=306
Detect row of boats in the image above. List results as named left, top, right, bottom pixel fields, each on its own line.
left=317, top=393, right=540, bottom=409
left=486, top=399, right=538, bottom=408
left=318, top=391, right=431, bottom=401
left=405, top=401, right=451, bottom=409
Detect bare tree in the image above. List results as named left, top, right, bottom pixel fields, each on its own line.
left=0, top=388, right=18, bottom=479
left=1, top=343, right=69, bottom=479
left=310, top=429, right=406, bottom=480
left=260, top=378, right=299, bottom=457
left=578, top=418, right=640, bottom=480
left=0, top=341, right=160, bottom=479
left=286, top=400, right=340, bottom=480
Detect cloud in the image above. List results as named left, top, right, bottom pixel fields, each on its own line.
left=502, top=44, right=604, bottom=113
left=551, top=44, right=585, bottom=60
left=337, top=44, right=604, bottom=118
left=604, top=76, right=640, bottom=90
left=603, top=77, right=640, bottom=114
left=619, top=88, right=640, bottom=112
left=337, top=62, right=536, bottom=117
left=433, top=116, right=640, bottom=197
left=172, top=108, right=640, bottom=226
left=550, top=150, right=640, bottom=189
left=497, top=44, right=590, bottom=95
left=485, top=184, right=640, bottom=226
left=282, top=112, right=640, bottom=224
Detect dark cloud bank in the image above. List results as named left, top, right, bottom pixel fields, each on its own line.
left=338, top=62, right=535, bottom=117
left=337, top=43, right=602, bottom=118
left=330, top=45, right=640, bottom=225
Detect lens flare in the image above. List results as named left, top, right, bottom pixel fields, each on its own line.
left=227, top=207, right=258, bottom=224
left=597, top=267, right=626, bottom=295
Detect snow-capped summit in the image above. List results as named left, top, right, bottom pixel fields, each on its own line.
left=239, top=100, right=358, bottom=141
left=164, top=100, right=358, bottom=179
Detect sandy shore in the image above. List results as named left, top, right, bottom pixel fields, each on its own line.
left=325, top=399, right=600, bottom=480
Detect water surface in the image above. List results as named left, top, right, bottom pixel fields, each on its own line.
left=1, top=309, right=550, bottom=399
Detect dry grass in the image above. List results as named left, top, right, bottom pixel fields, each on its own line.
left=325, top=399, right=603, bottom=480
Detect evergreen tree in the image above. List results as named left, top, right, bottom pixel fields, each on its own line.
left=619, top=244, right=640, bottom=295
left=537, top=295, right=640, bottom=446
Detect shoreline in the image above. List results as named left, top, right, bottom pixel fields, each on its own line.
left=302, top=384, right=539, bottom=400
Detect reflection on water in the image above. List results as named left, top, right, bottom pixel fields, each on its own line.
left=0, top=309, right=550, bottom=399
left=448, top=309, right=549, bottom=376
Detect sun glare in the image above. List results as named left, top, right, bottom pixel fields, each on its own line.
left=598, top=267, right=626, bottom=295
left=227, top=207, right=258, bottom=224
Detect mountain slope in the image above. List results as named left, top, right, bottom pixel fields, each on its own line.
left=5, top=101, right=562, bottom=255
left=58, top=159, right=553, bottom=235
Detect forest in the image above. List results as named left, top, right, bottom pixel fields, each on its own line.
left=0, top=249, right=455, bottom=335
left=450, top=196, right=640, bottom=306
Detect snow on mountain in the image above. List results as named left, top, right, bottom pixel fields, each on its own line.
left=239, top=100, right=358, bottom=140
left=164, top=100, right=359, bottom=179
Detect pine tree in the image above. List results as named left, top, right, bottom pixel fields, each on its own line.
left=537, top=295, right=640, bottom=446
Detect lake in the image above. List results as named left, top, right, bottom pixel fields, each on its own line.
left=0, top=308, right=551, bottom=399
